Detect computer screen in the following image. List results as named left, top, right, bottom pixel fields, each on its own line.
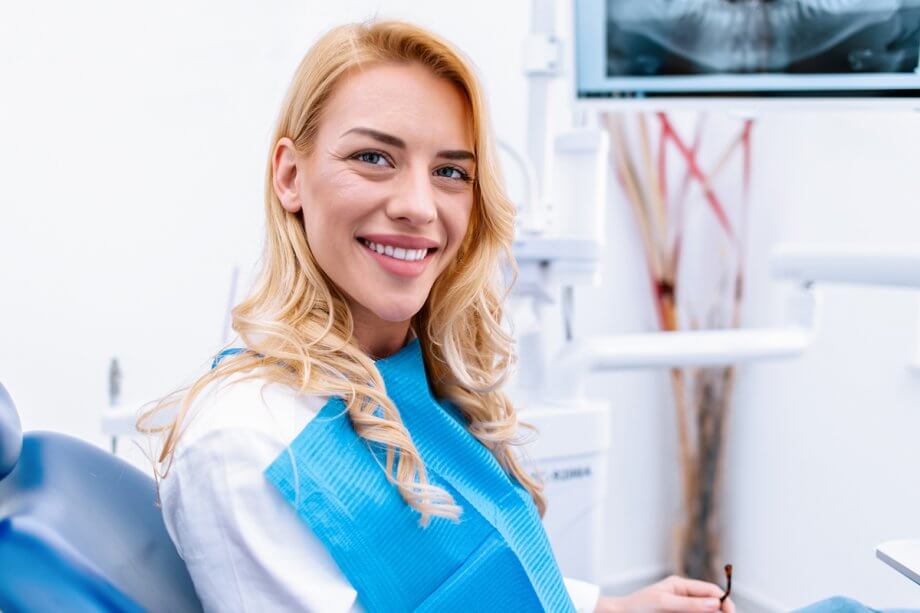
left=574, top=0, right=920, bottom=102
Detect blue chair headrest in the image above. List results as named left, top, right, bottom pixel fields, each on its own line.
left=0, top=382, right=23, bottom=481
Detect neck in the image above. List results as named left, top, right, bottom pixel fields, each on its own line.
left=349, top=303, right=412, bottom=360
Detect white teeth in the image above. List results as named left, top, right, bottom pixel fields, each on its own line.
left=362, top=239, right=429, bottom=262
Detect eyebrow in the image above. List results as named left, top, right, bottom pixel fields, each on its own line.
left=341, top=127, right=475, bottom=162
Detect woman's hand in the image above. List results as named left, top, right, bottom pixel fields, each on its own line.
left=594, top=575, right=735, bottom=613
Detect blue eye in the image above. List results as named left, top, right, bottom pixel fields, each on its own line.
left=435, top=166, right=469, bottom=181
left=350, top=151, right=390, bottom=166
left=354, top=151, right=389, bottom=166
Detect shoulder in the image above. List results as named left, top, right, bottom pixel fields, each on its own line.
left=173, top=368, right=330, bottom=462
left=157, top=367, right=332, bottom=532
left=156, top=371, right=360, bottom=612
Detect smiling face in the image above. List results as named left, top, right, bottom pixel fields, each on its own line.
left=272, top=61, right=476, bottom=341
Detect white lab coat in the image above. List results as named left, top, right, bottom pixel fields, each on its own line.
left=159, top=369, right=601, bottom=612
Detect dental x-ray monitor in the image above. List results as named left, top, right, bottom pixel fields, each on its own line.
left=573, top=0, right=920, bottom=109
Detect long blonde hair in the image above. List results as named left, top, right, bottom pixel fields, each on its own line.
left=139, top=19, right=544, bottom=525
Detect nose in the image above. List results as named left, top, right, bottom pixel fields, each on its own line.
left=386, top=164, right=437, bottom=225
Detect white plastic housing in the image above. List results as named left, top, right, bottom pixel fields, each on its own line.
left=517, top=400, right=611, bottom=583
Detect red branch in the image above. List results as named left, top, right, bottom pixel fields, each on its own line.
left=657, top=112, right=735, bottom=241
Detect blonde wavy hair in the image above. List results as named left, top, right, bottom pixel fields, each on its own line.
left=139, top=19, right=544, bottom=525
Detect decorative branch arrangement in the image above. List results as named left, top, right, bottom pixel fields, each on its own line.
left=602, top=112, right=754, bottom=583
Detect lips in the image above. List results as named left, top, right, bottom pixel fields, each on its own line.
left=357, top=236, right=436, bottom=278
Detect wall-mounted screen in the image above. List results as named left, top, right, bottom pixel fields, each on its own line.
left=575, top=0, right=920, bottom=103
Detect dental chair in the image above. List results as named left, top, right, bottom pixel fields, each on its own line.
left=0, top=382, right=202, bottom=612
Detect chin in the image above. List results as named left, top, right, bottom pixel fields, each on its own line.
left=366, top=292, right=427, bottom=323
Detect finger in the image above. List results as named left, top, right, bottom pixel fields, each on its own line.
left=721, top=596, right=736, bottom=613
left=661, top=593, right=723, bottom=613
left=669, top=576, right=726, bottom=598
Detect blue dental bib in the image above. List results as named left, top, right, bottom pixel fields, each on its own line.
left=256, top=338, right=574, bottom=612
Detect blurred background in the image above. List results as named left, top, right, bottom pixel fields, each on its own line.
left=2, top=1, right=920, bottom=609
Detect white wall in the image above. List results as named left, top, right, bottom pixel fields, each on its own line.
left=3, top=1, right=920, bottom=609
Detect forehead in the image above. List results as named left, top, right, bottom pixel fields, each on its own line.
left=318, top=61, right=474, bottom=149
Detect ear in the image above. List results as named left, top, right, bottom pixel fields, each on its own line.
left=272, top=137, right=302, bottom=214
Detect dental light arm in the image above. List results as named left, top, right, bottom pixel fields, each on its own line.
left=542, top=246, right=920, bottom=404
left=543, top=282, right=818, bottom=403
left=771, top=244, right=920, bottom=288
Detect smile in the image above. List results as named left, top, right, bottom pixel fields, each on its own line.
left=360, top=238, right=430, bottom=261
left=357, top=237, right=436, bottom=278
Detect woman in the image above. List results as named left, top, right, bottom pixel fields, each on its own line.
left=143, top=20, right=735, bottom=613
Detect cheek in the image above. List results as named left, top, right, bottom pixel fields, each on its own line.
left=302, top=170, right=378, bottom=237
left=443, top=195, right=474, bottom=255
